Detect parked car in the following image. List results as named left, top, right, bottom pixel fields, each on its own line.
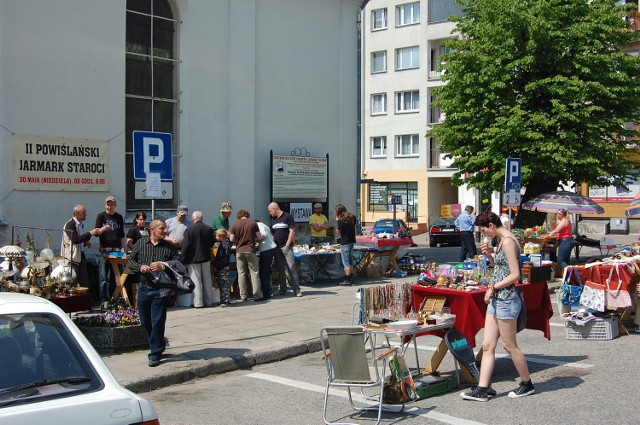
left=0, top=293, right=160, bottom=425
left=429, top=217, right=461, bottom=247
left=370, top=219, right=412, bottom=236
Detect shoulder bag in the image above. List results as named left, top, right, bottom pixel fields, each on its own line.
left=559, top=267, right=583, bottom=307
left=516, top=287, right=527, bottom=333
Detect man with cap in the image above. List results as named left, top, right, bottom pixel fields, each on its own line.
left=212, top=202, right=233, bottom=232
left=165, top=205, right=191, bottom=248
left=95, top=195, right=125, bottom=305
left=309, top=203, right=331, bottom=245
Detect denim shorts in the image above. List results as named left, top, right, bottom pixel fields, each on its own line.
left=340, top=243, right=354, bottom=267
left=486, top=295, right=521, bottom=320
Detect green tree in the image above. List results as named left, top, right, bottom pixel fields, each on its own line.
left=430, top=0, right=640, bottom=226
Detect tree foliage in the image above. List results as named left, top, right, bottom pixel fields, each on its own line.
left=430, top=0, right=640, bottom=203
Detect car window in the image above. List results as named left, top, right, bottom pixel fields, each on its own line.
left=0, top=313, right=102, bottom=407
left=434, top=218, right=455, bottom=226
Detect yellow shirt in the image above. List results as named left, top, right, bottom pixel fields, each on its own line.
left=309, top=213, right=328, bottom=237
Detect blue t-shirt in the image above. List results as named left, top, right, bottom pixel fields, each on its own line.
left=270, top=212, right=295, bottom=247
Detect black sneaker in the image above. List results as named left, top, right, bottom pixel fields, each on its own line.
left=338, top=280, right=352, bottom=286
left=468, top=385, right=497, bottom=398
left=460, top=386, right=490, bottom=402
left=508, top=380, right=535, bottom=398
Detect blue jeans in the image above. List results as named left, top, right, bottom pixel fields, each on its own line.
left=557, top=237, right=575, bottom=269
left=137, top=284, right=168, bottom=361
left=98, top=256, right=116, bottom=302
left=340, top=243, right=354, bottom=267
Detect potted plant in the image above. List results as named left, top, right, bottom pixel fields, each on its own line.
left=73, top=301, right=147, bottom=350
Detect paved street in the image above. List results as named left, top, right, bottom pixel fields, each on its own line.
left=101, top=232, right=638, bottom=394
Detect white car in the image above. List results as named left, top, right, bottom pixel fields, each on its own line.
left=0, top=293, right=159, bottom=425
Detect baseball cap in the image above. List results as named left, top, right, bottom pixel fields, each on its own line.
left=177, top=205, right=189, bottom=216
left=220, top=202, right=233, bottom=212
left=314, top=203, right=323, bottom=209
left=105, top=195, right=116, bottom=203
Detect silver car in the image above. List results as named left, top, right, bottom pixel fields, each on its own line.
left=0, top=293, right=159, bottom=425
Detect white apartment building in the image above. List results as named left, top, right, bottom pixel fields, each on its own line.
left=360, top=0, right=482, bottom=233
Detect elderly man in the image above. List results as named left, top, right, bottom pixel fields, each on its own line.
left=181, top=211, right=216, bottom=308
left=127, top=219, right=179, bottom=367
left=165, top=205, right=191, bottom=247
left=229, top=209, right=263, bottom=301
left=268, top=202, right=302, bottom=297
left=211, top=202, right=233, bottom=232
left=62, top=205, right=108, bottom=299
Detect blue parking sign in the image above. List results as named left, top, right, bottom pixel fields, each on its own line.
left=505, top=157, right=521, bottom=191
left=133, top=131, right=173, bottom=180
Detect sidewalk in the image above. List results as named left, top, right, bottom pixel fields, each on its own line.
left=103, top=232, right=638, bottom=394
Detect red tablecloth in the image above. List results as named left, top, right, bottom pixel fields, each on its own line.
left=565, top=262, right=639, bottom=291
left=50, top=294, right=93, bottom=313
left=355, top=236, right=414, bottom=247
left=411, top=283, right=553, bottom=347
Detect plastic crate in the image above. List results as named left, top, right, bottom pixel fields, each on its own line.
left=565, top=316, right=619, bottom=340
left=414, top=376, right=452, bottom=400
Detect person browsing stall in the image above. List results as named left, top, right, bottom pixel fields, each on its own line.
left=181, top=211, right=216, bottom=308
left=546, top=208, right=574, bottom=269
left=95, top=195, right=125, bottom=305
left=461, top=211, right=535, bottom=402
left=335, top=204, right=356, bottom=287
left=268, top=202, right=302, bottom=297
left=127, top=219, right=179, bottom=367
left=455, top=205, right=477, bottom=262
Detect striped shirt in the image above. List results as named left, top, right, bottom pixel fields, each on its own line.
left=127, top=237, right=179, bottom=280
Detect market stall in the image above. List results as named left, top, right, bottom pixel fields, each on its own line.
left=353, top=236, right=414, bottom=278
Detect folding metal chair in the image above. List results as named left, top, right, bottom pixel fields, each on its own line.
left=320, top=326, right=404, bottom=425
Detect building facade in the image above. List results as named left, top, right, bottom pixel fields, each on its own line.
left=360, top=0, right=476, bottom=234
left=0, top=0, right=361, bottom=247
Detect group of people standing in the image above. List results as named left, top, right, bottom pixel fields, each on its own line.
left=61, top=197, right=357, bottom=367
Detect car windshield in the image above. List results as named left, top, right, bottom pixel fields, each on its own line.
left=375, top=220, right=395, bottom=228
left=0, top=313, right=102, bottom=407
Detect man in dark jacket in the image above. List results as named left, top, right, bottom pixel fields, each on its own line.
left=181, top=211, right=216, bottom=308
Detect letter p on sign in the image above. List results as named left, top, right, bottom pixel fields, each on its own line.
left=505, top=157, right=521, bottom=191
left=132, top=131, right=173, bottom=180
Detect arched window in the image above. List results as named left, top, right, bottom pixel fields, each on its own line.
left=125, top=0, right=178, bottom=208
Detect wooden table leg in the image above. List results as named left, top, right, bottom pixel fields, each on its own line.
left=422, top=339, right=448, bottom=375
left=110, top=262, right=131, bottom=306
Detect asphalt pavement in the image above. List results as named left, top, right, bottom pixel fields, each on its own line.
left=101, top=232, right=639, bottom=394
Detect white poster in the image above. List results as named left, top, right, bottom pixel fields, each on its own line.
left=272, top=154, right=328, bottom=200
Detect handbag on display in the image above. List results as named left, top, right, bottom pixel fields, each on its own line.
left=559, top=267, right=583, bottom=307
left=605, top=264, right=633, bottom=310
left=579, top=267, right=607, bottom=312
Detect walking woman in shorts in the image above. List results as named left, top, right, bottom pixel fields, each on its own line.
left=461, top=211, right=535, bottom=401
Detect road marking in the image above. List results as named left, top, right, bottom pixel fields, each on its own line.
left=246, top=373, right=487, bottom=425
left=412, top=344, right=594, bottom=369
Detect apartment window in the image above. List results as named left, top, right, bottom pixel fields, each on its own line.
left=126, top=0, right=178, bottom=208
left=396, top=91, right=419, bottom=113
left=372, top=8, right=388, bottom=30
left=396, top=2, right=420, bottom=26
left=371, top=51, right=387, bottom=73
left=396, top=134, right=420, bottom=157
left=371, top=137, right=387, bottom=157
left=429, top=92, right=444, bottom=123
left=396, top=46, right=419, bottom=70
left=371, top=93, right=387, bottom=115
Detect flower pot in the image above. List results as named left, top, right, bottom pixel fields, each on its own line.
left=78, top=324, right=147, bottom=350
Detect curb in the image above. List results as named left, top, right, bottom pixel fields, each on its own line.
left=122, top=339, right=323, bottom=394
